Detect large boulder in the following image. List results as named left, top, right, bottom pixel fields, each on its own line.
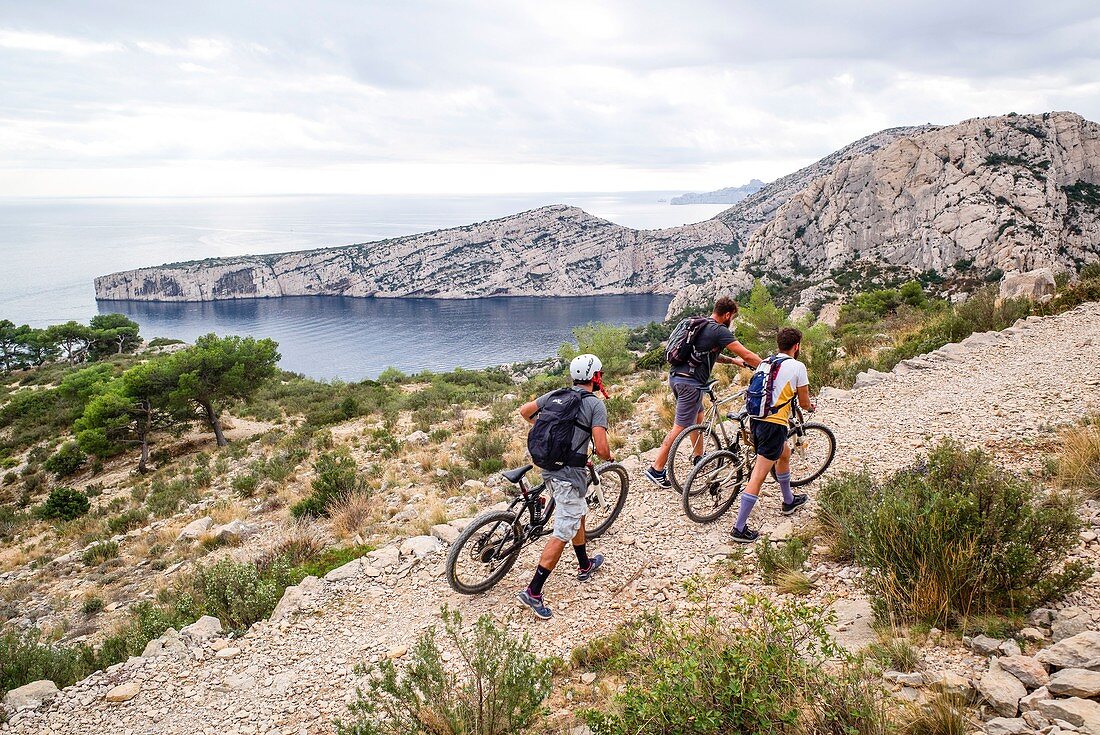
left=1036, top=631, right=1100, bottom=669
left=3, top=680, right=59, bottom=709
left=104, top=682, right=140, bottom=703
left=176, top=516, right=214, bottom=542
left=825, top=598, right=876, bottom=654
left=999, top=268, right=1056, bottom=302
left=1047, top=668, right=1100, bottom=698
left=212, top=519, right=259, bottom=544
left=1035, top=697, right=1100, bottom=733
left=400, top=535, right=442, bottom=559
left=979, top=660, right=1026, bottom=718
left=998, top=655, right=1049, bottom=689
left=323, top=559, right=362, bottom=582
left=180, top=615, right=223, bottom=642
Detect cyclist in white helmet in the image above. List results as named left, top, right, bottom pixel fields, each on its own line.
left=515, top=353, right=612, bottom=619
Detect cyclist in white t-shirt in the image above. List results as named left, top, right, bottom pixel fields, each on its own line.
left=730, top=326, right=817, bottom=543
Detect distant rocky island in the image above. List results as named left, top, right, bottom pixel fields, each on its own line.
left=670, top=179, right=766, bottom=205
left=95, top=112, right=1100, bottom=315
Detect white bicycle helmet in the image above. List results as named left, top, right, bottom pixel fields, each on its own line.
left=569, top=353, right=603, bottom=381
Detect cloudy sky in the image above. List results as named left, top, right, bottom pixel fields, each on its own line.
left=2, top=0, right=1099, bottom=197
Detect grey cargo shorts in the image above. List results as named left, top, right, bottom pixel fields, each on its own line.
left=549, top=477, right=588, bottom=541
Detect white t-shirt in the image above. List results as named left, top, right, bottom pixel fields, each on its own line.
left=752, top=353, right=809, bottom=425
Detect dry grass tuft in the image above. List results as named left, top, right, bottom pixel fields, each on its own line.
left=210, top=498, right=246, bottom=525
left=899, top=692, right=971, bottom=735
left=330, top=492, right=379, bottom=539
left=1057, top=418, right=1100, bottom=497
left=775, top=569, right=814, bottom=596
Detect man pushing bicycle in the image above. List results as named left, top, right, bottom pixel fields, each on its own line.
left=515, top=354, right=612, bottom=620
left=645, top=296, right=761, bottom=489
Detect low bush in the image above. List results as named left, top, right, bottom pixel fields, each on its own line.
left=558, top=322, right=633, bottom=377
left=193, top=556, right=291, bottom=631
left=867, top=637, right=922, bottom=673
left=338, top=607, right=553, bottom=735
left=106, top=508, right=148, bottom=535
left=817, top=440, right=1090, bottom=627
left=461, top=429, right=508, bottom=474
left=755, top=536, right=810, bottom=583
left=582, top=595, right=889, bottom=735
left=44, top=441, right=86, bottom=477
left=81, top=596, right=105, bottom=616
left=291, top=450, right=368, bottom=518
left=82, top=540, right=120, bottom=566
left=0, top=629, right=98, bottom=701
left=146, top=476, right=200, bottom=517
left=231, top=472, right=259, bottom=498
left=39, top=486, right=90, bottom=521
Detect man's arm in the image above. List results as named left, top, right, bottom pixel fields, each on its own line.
left=797, top=384, right=816, bottom=412
left=519, top=400, right=539, bottom=425
left=725, top=340, right=762, bottom=368
left=591, top=426, right=612, bottom=461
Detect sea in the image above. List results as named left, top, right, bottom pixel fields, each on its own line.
left=0, top=193, right=727, bottom=380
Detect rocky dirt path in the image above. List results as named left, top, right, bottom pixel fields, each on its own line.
left=8, top=303, right=1100, bottom=735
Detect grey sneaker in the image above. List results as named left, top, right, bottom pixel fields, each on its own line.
left=517, top=589, right=553, bottom=620
left=644, top=466, right=671, bottom=489
left=577, top=554, right=604, bottom=582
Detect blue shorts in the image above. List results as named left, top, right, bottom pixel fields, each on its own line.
left=752, top=421, right=789, bottom=462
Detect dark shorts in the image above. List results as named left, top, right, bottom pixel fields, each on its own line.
left=752, top=420, right=789, bottom=462
left=669, top=377, right=704, bottom=427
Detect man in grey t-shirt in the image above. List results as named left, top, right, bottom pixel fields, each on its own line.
left=515, top=353, right=612, bottom=620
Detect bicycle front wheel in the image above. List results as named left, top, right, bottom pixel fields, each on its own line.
left=445, top=509, right=523, bottom=595
left=667, top=423, right=723, bottom=494
left=585, top=463, right=629, bottom=539
left=787, top=422, right=836, bottom=487
left=682, top=449, right=744, bottom=523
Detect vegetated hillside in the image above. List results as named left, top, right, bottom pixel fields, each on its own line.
left=92, top=127, right=927, bottom=303
left=671, top=111, right=1100, bottom=314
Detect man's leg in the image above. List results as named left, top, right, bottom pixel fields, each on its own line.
left=651, top=383, right=702, bottom=474
left=775, top=440, right=808, bottom=514
left=732, top=454, right=775, bottom=533
left=652, top=423, right=687, bottom=471
left=688, top=409, right=705, bottom=458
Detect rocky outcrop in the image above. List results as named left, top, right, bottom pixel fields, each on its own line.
left=670, top=178, right=765, bottom=205
left=95, top=125, right=927, bottom=303
left=670, top=111, right=1100, bottom=315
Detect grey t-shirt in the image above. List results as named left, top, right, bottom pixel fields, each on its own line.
left=534, top=386, right=608, bottom=491
left=670, top=318, right=738, bottom=384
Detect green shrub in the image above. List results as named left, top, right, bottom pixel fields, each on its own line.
left=363, top=428, right=400, bottom=459
left=867, top=637, right=922, bottom=673
left=193, top=556, right=291, bottom=631
left=39, top=486, right=90, bottom=521
left=583, top=595, right=889, bottom=735
left=44, top=441, right=86, bottom=477
left=817, top=440, right=1090, bottom=626
left=376, top=366, right=406, bottom=384
left=338, top=607, right=553, bottom=735
left=558, top=323, right=633, bottom=377
left=0, top=629, right=98, bottom=701
left=82, top=540, right=120, bottom=566
left=755, top=536, right=810, bottom=583
left=461, top=430, right=508, bottom=474
left=232, top=472, right=259, bottom=498
left=106, top=508, right=148, bottom=535
left=81, top=596, right=105, bottom=616
left=291, top=450, right=367, bottom=518
left=146, top=476, right=199, bottom=517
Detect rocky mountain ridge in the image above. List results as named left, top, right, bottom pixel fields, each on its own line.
left=671, top=111, right=1100, bottom=314
left=93, top=126, right=928, bottom=303
left=669, top=178, right=766, bottom=205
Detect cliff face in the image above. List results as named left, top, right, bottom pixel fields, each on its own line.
left=95, top=206, right=735, bottom=301
left=94, top=125, right=927, bottom=303
left=670, top=112, right=1100, bottom=314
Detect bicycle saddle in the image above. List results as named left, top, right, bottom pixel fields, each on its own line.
left=501, top=464, right=534, bottom=484
left=727, top=409, right=749, bottom=421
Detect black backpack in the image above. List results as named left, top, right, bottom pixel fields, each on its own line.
left=665, top=316, right=713, bottom=367
left=528, top=389, right=595, bottom=470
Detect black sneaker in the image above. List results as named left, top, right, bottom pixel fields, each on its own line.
left=729, top=525, right=760, bottom=543
left=644, top=466, right=671, bottom=489
left=782, top=494, right=809, bottom=516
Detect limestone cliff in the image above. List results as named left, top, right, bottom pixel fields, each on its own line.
left=94, top=127, right=925, bottom=303
left=670, top=111, right=1100, bottom=315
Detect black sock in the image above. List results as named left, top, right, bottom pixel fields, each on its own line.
left=574, top=544, right=589, bottom=568
left=528, top=565, right=551, bottom=597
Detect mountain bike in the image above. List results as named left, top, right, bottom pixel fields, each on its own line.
left=680, top=403, right=835, bottom=523
left=666, top=382, right=747, bottom=493
left=444, top=460, right=629, bottom=594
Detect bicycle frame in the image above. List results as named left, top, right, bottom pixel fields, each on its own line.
left=502, top=462, right=603, bottom=549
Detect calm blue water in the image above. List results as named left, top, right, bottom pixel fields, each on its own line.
left=99, top=294, right=672, bottom=379
left=0, top=193, right=712, bottom=379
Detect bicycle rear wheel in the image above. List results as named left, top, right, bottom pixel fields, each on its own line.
left=585, top=463, right=629, bottom=539
left=682, top=449, right=744, bottom=524
left=787, top=423, right=836, bottom=487
left=445, top=509, right=523, bottom=595
left=667, top=423, right=723, bottom=494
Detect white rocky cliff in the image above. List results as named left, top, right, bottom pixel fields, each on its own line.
left=670, top=111, right=1100, bottom=314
